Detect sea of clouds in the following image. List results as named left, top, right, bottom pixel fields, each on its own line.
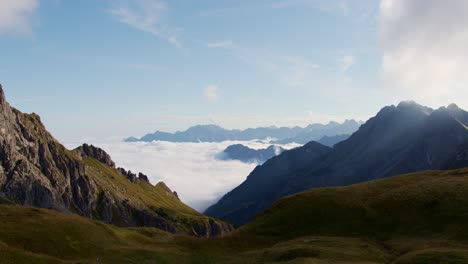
left=66, top=139, right=300, bottom=212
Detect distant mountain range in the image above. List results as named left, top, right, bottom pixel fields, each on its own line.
left=125, top=120, right=362, bottom=143
left=205, top=101, right=468, bottom=226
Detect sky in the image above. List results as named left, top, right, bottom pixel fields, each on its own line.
left=1, top=0, right=468, bottom=142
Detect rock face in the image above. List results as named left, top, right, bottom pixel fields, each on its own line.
left=206, top=101, right=468, bottom=226
left=0, top=84, right=96, bottom=215
left=0, top=85, right=232, bottom=237
left=76, top=144, right=115, bottom=168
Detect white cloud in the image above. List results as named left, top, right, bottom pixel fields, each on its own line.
left=380, top=0, right=468, bottom=104
left=0, top=0, right=38, bottom=35
left=206, top=40, right=234, bottom=48
left=339, top=54, right=355, bottom=71
left=201, top=41, right=321, bottom=88
left=204, top=84, right=219, bottom=102
left=270, top=0, right=349, bottom=15
left=66, top=139, right=300, bottom=212
left=109, top=0, right=182, bottom=48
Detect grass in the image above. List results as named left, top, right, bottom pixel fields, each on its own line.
left=83, top=157, right=230, bottom=235
left=3, top=168, right=468, bottom=263
left=241, top=167, right=468, bottom=241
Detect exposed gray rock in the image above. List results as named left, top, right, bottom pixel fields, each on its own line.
left=138, top=172, right=150, bottom=183
left=0, top=84, right=232, bottom=237
left=76, top=144, right=115, bottom=168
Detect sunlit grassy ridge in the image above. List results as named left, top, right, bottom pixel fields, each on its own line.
left=85, top=157, right=199, bottom=217
left=83, top=157, right=230, bottom=235
left=3, top=168, right=468, bottom=263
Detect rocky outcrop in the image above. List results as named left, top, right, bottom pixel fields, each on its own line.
left=138, top=172, right=150, bottom=183
left=76, top=144, right=115, bottom=168
left=117, top=167, right=139, bottom=183
left=0, top=84, right=232, bottom=237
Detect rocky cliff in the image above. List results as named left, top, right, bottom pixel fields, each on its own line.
left=0, top=84, right=232, bottom=237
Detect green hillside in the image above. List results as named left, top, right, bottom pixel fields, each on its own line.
left=3, top=168, right=468, bottom=263
left=242, top=167, right=468, bottom=241
left=83, top=157, right=227, bottom=235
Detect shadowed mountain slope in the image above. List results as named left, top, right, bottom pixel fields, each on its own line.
left=206, top=101, right=468, bottom=226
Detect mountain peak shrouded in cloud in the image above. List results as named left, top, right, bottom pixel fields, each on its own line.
left=126, top=120, right=363, bottom=144
left=206, top=101, right=468, bottom=225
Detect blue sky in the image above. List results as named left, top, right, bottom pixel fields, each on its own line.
left=1, top=0, right=467, bottom=142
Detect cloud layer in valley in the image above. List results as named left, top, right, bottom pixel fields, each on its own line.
left=67, top=139, right=299, bottom=212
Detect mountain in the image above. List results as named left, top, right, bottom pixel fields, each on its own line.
left=205, top=101, right=468, bottom=226
left=4, top=168, right=468, bottom=263
left=316, top=134, right=350, bottom=147
left=218, top=144, right=285, bottom=164
left=0, top=85, right=232, bottom=237
left=208, top=141, right=333, bottom=225
left=126, top=120, right=362, bottom=143
left=273, top=119, right=361, bottom=144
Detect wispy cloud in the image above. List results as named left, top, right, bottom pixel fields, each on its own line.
left=0, top=0, right=38, bottom=35
left=270, top=0, right=349, bottom=15
left=205, top=40, right=234, bottom=49
left=339, top=54, right=355, bottom=71
left=204, top=84, right=219, bottom=103
left=109, top=0, right=182, bottom=48
left=207, top=41, right=321, bottom=88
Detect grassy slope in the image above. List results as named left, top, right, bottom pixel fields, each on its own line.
left=3, top=168, right=468, bottom=263
left=84, top=157, right=229, bottom=235
left=242, top=167, right=468, bottom=240
left=85, top=157, right=199, bottom=217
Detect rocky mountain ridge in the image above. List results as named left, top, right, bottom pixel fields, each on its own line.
left=0, top=84, right=232, bottom=237
left=206, top=101, right=468, bottom=226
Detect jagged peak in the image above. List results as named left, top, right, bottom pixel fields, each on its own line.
left=76, top=144, right=116, bottom=168
left=375, top=101, right=432, bottom=117
left=396, top=100, right=432, bottom=114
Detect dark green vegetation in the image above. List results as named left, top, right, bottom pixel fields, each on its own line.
left=207, top=101, right=468, bottom=225
left=3, top=168, right=468, bottom=263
